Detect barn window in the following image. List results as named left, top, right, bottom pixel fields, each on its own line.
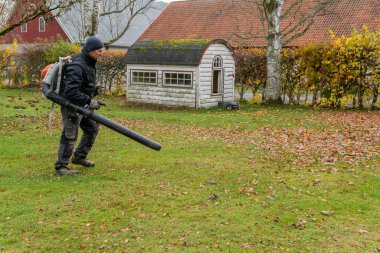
left=21, top=23, right=27, bottom=33
left=163, top=72, right=192, bottom=87
left=212, top=56, right=223, bottom=94
left=131, top=71, right=157, bottom=85
left=39, top=17, right=45, bottom=32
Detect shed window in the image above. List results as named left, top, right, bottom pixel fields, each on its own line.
left=21, top=23, right=27, bottom=33
left=39, top=17, right=45, bottom=32
left=131, top=71, right=157, bottom=85
left=163, top=72, right=192, bottom=87
left=213, top=56, right=223, bottom=68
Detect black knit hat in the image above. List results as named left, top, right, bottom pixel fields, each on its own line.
left=83, top=36, right=104, bottom=53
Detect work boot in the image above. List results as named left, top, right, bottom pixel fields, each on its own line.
left=55, top=166, right=80, bottom=176
left=71, top=157, right=95, bottom=167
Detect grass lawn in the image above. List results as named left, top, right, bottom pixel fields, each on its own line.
left=0, top=88, right=379, bottom=252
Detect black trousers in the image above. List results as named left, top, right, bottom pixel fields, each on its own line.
left=55, top=107, right=99, bottom=169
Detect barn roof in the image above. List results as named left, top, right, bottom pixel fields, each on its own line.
left=124, top=39, right=231, bottom=66
left=138, top=0, right=380, bottom=48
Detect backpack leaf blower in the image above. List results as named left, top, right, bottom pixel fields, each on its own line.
left=41, top=58, right=161, bottom=151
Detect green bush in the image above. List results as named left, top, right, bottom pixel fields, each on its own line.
left=96, top=50, right=127, bottom=95
left=11, top=39, right=80, bottom=87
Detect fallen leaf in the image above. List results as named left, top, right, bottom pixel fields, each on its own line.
left=292, top=218, right=307, bottom=229
left=242, top=243, right=251, bottom=248
left=208, top=194, right=218, bottom=200
left=321, top=210, right=335, bottom=216
left=357, top=229, right=368, bottom=234
left=208, top=180, right=217, bottom=185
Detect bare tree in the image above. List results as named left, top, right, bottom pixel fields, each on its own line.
left=0, top=0, right=82, bottom=36
left=64, top=0, right=158, bottom=44
left=243, top=0, right=336, bottom=104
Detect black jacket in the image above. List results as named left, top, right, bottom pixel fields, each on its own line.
left=64, top=51, right=97, bottom=106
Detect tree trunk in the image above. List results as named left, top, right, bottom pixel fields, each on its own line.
left=358, top=83, right=364, bottom=109
left=265, top=39, right=283, bottom=104
left=305, top=87, right=309, bottom=105
left=239, top=83, right=246, bottom=101
left=296, top=81, right=301, bottom=106
left=371, top=83, right=378, bottom=109
left=311, top=86, right=318, bottom=106
left=83, top=0, right=100, bottom=37
left=287, top=81, right=293, bottom=105
left=264, top=0, right=283, bottom=104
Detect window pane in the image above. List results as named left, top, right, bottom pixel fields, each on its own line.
left=163, top=72, right=192, bottom=86
left=213, top=57, right=222, bottom=68
left=132, top=71, right=157, bottom=84
left=21, top=23, right=27, bottom=32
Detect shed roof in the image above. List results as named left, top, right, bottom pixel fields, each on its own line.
left=124, top=39, right=231, bottom=66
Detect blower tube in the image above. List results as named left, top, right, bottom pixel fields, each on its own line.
left=42, top=83, right=161, bottom=151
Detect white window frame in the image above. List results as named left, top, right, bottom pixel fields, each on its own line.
left=39, top=17, right=45, bottom=32
left=131, top=70, right=158, bottom=85
left=163, top=71, right=193, bottom=88
left=21, top=23, right=27, bottom=33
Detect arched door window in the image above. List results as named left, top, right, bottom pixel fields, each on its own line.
left=212, top=56, right=223, bottom=94
left=213, top=56, right=223, bottom=68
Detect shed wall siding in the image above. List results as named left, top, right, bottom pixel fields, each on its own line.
left=126, top=65, right=197, bottom=107
left=198, top=44, right=235, bottom=108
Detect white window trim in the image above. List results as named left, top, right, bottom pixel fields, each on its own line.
left=39, top=17, right=45, bottom=32
left=131, top=70, right=158, bottom=85
left=163, top=71, right=193, bottom=88
left=21, top=23, right=27, bottom=33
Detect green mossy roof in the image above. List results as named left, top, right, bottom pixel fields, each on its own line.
left=124, top=39, right=223, bottom=66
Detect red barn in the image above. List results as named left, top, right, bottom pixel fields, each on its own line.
left=1, top=1, right=72, bottom=45
left=0, top=0, right=167, bottom=48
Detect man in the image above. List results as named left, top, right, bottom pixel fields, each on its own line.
left=54, top=36, right=105, bottom=176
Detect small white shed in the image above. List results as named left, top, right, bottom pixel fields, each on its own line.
left=123, top=39, right=235, bottom=108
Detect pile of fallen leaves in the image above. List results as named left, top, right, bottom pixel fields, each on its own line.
left=121, top=110, right=380, bottom=166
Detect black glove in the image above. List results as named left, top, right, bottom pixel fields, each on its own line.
left=94, top=84, right=102, bottom=96
left=89, top=99, right=100, bottom=110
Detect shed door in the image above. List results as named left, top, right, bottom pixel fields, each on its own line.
left=212, top=70, right=221, bottom=94
left=212, top=56, right=223, bottom=95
